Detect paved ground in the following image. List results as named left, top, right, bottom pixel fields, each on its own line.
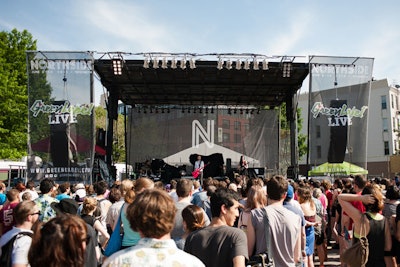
left=314, top=241, right=341, bottom=267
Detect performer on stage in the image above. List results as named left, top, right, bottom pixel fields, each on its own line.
left=239, top=155, right=248, bottom=176
left=194, top=155, right=205, bottom=185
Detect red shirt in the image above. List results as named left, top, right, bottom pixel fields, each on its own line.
left=0, top=202, right=19, bottom=234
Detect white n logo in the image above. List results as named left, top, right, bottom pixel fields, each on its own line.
left=192, top=120, right=214, bottom=148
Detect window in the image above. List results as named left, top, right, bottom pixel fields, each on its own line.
left=394, top=117, right=396, bottom=130
left=222, top=119, right=230, bottom=129
left=317, top=146, right=322, bottom=159
left=384, top=141, right=390, bottom=155
left=234, top=121, right=241, bottom=131
left=383, top=118, right=388, bottom=132
left=381, top=95, right=387, bottom=110
left=234, top=134, right=241, bottom=143
left=396, top=96, right=399, bottom=110
left=392, top=94, right=395, bottom=109
left=223, top=133, right=230, bottom=142
left=316, top=125, right=321, bottom=138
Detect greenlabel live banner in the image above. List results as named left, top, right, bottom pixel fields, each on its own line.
left=27, top=51, right=94, bottom=182
left=308, top=56, right=374, bottom=171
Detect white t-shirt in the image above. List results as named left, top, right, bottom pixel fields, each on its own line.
left=0, top=226, right=33, bottom=265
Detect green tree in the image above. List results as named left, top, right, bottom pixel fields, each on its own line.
left=0, top=29, right=37, bottom=159
left=279, top=103, right=307, bottom=160
left=94, top=106, right=126, bottom=163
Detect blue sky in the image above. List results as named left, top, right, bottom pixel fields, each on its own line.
left=1, top=0, right=400, bottom=103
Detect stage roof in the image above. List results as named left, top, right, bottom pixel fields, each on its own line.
left=94, top=54, right=309, bottom=107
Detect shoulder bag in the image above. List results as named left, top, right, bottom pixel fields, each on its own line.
left=340, top=213, right=369, bottom=267
left=246, top=207, right=273, bottom=267
left=103, top=204, right=124, bottom=257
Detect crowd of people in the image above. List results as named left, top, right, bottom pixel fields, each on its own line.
left=0, top=173, right=400, bottom=266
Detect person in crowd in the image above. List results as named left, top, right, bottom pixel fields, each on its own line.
left=192, top=180, right=201, bottom=195
left=55, top=182, right=71, bottom=201
left=171, top=179, right=210, bottom=246
left=247, top=175, right=302, bottom=266
left=120, top=177, right=154, bottom=249
left=168, top=179, right=178, bottom=202
left=176, top=204, right=206, bottom=249
left=34, top=178, right=58, bottom=222
left=192, top=177, right=215, bottom=208
left=0, top=201, right=39, bottom=267
left=0, top=189, right=20, bottom=234
left=106, top=186, right=124, bottom=233
left=184, top=187, right=248, bottom=267
left=383, top=184, right=400, bottom=266
left=103, top=189, right=205, bottom=267
left=237, top=185, right=267, bottom=233
left=297, top=186, right=318, bottom=267
left=28, top=214, right=88, bottom=267
left=51, top=198, right=99, bottom=267
left=203, top=185, right=217, bottom=220
left=321, top=179, right=334, bottom=242
left=284, top=184, right=307, bottom=263
left=81, top=197, right=110, bottom=250
left=339, top=183, right=393, bottom=267
left=0, top=182, right=7, bottom=209
left=22, top=181, right=39, bottom=201
left=313, top=187, right=328, bottom=267
left=74, top=183, right=87, bottom=203
left=107, top=179, right=134, bottom=233
left=21, top=192, right=32, bottom=201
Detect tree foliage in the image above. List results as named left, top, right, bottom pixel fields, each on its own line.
left=279, top=103, right=307, bottom=160
left=94, top=106, right=126, bottom=163
left=0, top=29, right=37, bottom=159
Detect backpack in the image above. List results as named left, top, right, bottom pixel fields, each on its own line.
left=0, top=231, right=33, bottom=267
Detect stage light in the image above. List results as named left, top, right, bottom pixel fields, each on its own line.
left=234, top=109, right=237, bottom=114
left=180, top=58, right=186, bottom=70
left=193, top=107, right=197, bottom=113
left=228, top=108, right=231, bottom=114
left=171, top=58, right=177, bottom=69
left=226, top=60, right=232, bottom=70
left=187, top=107, right=191, bottom=113
left=217, top=59, right=223, bottom=70
left=182, top=107, right=185, bottom=113
left=205, top=107, right=208, bottom=113
left=283, top=63, right=292, bottom=77
left=253, top=59, right=259, bottom=70
left=240, top=109, right=243, bottom=114
left=143, top=58, right=149, bottom=69
left=257, top=108, right=260, bottom=114
left=199, top=107, right=202, bottom=113
left=211, top=107, right=214, bottom=114
left=190, top=58, right=196, bottom=69
left=112, top=58, right=122, bottom=75
left=244, top=60, right=250, bottom=70
left=161, top=58, right=168, bottom=69
left=235, top=59, right=241, bottom=70
left=262, top=59, right=269, bottom=70
left=152, top=58, right=159, bottom=68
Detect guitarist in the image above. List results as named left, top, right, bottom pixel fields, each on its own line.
left=194, top=155, right=205, bottom=186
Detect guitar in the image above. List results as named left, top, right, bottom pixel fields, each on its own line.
left=192, top=163, right=209, bottom=178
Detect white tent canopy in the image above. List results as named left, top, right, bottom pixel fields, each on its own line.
left=162, top=142, right=259, bottom=167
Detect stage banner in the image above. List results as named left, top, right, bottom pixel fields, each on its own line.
left=308, top=56, right=374, bottom=170
left=26, top=51, right=94, bottom=182
left=127, top=106, right=279, bottom=176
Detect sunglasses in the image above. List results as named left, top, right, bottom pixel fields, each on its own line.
left=30, top=211, right=41, bottom=216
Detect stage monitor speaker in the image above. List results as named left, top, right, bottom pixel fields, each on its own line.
left=226, top=158, right=232, bottom=171
left=328, top=99, right=348, bottom=163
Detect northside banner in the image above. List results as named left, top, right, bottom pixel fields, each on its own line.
left=27, top=51, right=94, bottom=182
left=127, top=107, right=280, bottom=172
left=308, top=56, right=374, bottom=171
